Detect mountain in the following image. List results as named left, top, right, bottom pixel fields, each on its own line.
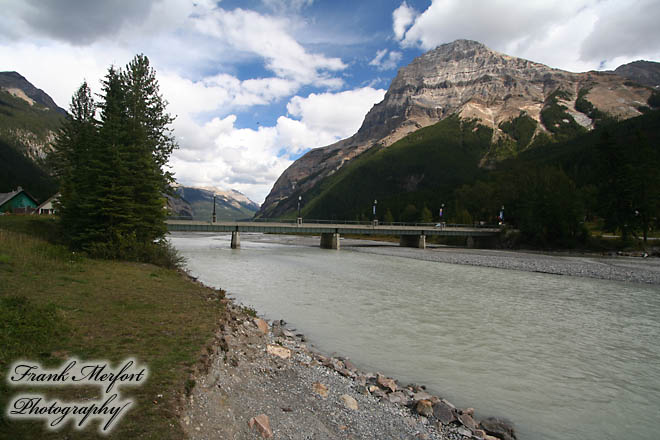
left=0, top=72, right=65, bottom=200
left=612, top=60, right=660, bottom=89
left=257, top=40, right=655, bottom=218
left=0, top=71, right=67, bottom=164
left=170, top=185, right=260, bottom=221
left=0, top=72, right=67, bottom=114
left=0, top=137, right=57, bottom=203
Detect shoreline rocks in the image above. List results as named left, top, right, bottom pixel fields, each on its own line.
left=182, top=297, right=518, bottom=439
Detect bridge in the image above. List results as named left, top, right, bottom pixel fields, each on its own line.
left=166, top=219, right=502, bottom=250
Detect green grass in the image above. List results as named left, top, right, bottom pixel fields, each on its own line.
left=0, top=216, right=225, bottom=439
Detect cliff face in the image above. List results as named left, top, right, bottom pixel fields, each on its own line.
left=257, top=40, right=653, bottom=218
left=0, top=72, right=67, bottom=163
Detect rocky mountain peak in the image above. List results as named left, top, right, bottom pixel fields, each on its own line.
left=612, top=60, right=660, bottom=88
left=256, top=41, right=653, bottom=218
left=416, top=40, right=500, bottom=65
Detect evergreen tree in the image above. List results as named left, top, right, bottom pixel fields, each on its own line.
left=93, top=66, right=137, bottom=251
left=51, top=81, right=99, bottom=248
left=120, top=55, right=176, bottom=243
left=420, top=206, right=433, bottom=223
left=595, top=129, right=660, bottom=242
left=52, top=55, right=178, bottom=261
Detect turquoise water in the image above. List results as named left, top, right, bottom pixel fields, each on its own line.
left=171, top=233, right=660, bottom=440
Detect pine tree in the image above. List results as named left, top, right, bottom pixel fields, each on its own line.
left=120, top=54, right=177, bottom=243
left=51, top=81, right=99, bottom=248
left=94, top=66, right=137, bottom=252
left=52, top=55, right=178, bottom=261
left=420, top=206, right=433, bottom=223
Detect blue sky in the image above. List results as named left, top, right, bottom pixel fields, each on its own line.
left=2, top=0, right=659, bottom=203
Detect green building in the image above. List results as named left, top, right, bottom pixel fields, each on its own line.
left=0, top=186, right=39, bottom=214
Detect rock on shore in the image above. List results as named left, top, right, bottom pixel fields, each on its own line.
left=180, top=300, right=516, bottom=439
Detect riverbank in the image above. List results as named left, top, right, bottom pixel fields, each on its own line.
left=0, top=217, right=226, bottom=439
left=0, top=219, right=512, bottom=439
left=172, top=232, right=660, bottom=440
left=182, top=298, right=513, bottom=440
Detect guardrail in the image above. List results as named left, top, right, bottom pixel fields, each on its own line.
left=166, top=216, right=501, bottom=229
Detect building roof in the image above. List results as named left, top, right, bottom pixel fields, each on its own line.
left=0, top=191, right=15, bottom=206
left=0, top=186, right=39, bottom=208
left=36, top=192, right=60, bottom=210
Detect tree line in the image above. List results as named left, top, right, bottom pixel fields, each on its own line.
left=362, top=111, right=660, bottom=248
left=453, top=123, right=660, bottom=247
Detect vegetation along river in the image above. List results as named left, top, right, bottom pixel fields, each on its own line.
left=170, top=232, right=660, bottom=440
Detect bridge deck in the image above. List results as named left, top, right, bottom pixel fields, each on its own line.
left=166, top=220, right=500, bottom=237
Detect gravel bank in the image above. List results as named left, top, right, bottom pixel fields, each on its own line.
left=181, top=300, right=509, bottom=440
left=344, top=243, right=660, bottom=285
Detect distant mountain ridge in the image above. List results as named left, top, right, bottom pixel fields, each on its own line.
left=0, top=71, right=67, bottom=165
left=170, top=185, right=259, bottom=221
left=0, top=72, right=65, bottom=199
left=612, top=61, right=660, bottom=89
left=257, top=40, right=657, bottom=218
left=0, top=72, right=67, bottom=114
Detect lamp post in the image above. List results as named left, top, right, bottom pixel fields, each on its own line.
left=212, top=194, right=216, bottom=223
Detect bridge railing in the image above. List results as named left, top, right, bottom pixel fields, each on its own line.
left=167, top=216, right=501, bottom=229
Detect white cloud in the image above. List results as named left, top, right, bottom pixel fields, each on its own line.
left=580, top=0, right=660, bottom=62
left=171, top=87, right=386, bottom=203
left=192, top=7, right=346, bottom=87
left=369, top=49, right=403, bottom=71
left=400, top=0, right=569, bottom=50
left=286, top=88, right=386, bottom=143
left=262, top=0, right=315, bottom=14
left=0, top=2, right=360, bottom=204
left=393, top=2, right=418, bottom=41
left=0, top=42, right=132, bottom=109
left=370, top=49, right=388, bottom=67
left=394, top=0, right=660, bottom=72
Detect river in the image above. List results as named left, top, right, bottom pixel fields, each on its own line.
left=170, top=232, right=660, bottom=440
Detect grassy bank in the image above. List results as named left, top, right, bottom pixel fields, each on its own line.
left=0, top=216, right=225, bottom=439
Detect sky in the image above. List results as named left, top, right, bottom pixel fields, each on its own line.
left=2, top=0, right=659, bottom=204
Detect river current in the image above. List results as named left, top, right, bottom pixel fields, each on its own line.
left=170, top=232, right=660, bottom=440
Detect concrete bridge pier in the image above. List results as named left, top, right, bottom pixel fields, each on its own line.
left=231, top=231, right=240, bottom=249
left=400, top=234, right=426, bottom=249
left=320, top=232, right=340, bottom=249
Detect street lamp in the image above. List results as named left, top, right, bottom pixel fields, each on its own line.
left=439, top=203, right=445, bottom=227
left=212, top=194, right=216, bottom=223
